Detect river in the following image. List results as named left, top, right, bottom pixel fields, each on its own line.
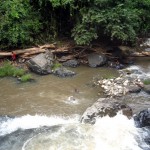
left=0, top=58, right=149, bottom=150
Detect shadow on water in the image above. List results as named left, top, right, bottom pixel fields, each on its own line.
left=0, top=125, right=61, bottom=150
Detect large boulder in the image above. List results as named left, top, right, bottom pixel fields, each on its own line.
left=80, top=98, right=132, bottom=124
left=134, top=108, right=150, bottom=127
left=26, top=51, right=54, bottom=75
left=88, top=53, right=107, bottom=67
left=53, top=66, right=76, bottom=77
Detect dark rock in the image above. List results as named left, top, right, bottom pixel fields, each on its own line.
left=107, top=61, right=125, bottom=69
left=128, top=85, right=141, bottom=93
left=88, top=53, right=107, bottom=67
left=80, top=98, right=132, bottom=124
left=106, top=46, right=133, bottom=64
left=62, top=59, right=79, bottom=68
left=143, top=85, right=150, bottom=94
left=134, top=108, right=150, bottom=127
left=53, top=67, right=76, bottom=77
left=26, top=50, right=54, bottom=75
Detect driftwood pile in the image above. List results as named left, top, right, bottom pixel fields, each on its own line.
left=0, top=44, right=62, bottom=58
left=0, top=43, right=149, bottom=64
left=0, top=44, right=94, bottom=62
left=0, top=43, right=98, bottom=63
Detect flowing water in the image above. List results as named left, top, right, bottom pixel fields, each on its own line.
left=0, top=59, right=150, bottom=150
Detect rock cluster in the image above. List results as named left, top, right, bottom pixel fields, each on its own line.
left=26, top=50, right=76, bottom=77
left=96, top=76, right=143, bottom=97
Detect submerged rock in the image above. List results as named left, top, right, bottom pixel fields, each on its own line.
left=63, top=59, right=79, bottom=68
left=81, top=98, right=132, bottom=124
left=53, top=66, right=76, bottom=77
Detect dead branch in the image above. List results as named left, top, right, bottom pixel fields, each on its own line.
left=131, top=52, right=150, bottom=57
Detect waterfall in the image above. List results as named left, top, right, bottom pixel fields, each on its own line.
left=0, top=114, right=149, bottom=150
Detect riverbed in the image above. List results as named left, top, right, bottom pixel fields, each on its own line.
left=0, top=66, right=118, bottom=116
left=0, top=57, right=149, bottom=150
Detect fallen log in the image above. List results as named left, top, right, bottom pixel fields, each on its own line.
left=0, top=48, right=42, bottom=56
left=131, top=52, right=150, bottom=57
left=39, top=44, right=56, bottom=49
left=20, top=49, right=46, bottom=58
left=0, top=43, right=56, bottom=56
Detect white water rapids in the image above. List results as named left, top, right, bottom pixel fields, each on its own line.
left=0, top=114, right=149, bottom=150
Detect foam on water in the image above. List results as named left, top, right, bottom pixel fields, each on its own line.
left=125, top=65, right=150, bottom=79
left=93, top=114, right=144, bottom=150
left=0, top=114, right=149, bottom=150
left=0, top=114, right=80, bottom=136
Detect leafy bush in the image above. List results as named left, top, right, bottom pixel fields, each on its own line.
left=0, top=0, right=41, bottom=49
left=0, top=0, right=150, bottom=47
left=72, top=0, right=150, bottom=45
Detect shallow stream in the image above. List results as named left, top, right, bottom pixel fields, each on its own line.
left=0, top=57, right=149, bottom=150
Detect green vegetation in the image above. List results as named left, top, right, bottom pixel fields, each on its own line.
left=52, top=62, right=62, bottom=70
left=0, top=0, right=150, bottom=49
left=104, top=74, right=116, bottom=79
left=20, top=74, right=32, bottom=82
left=143, top=79, right=150, bottom=85
left=0, top=61, right=32, bottom=82
left=0, top=61, right=24, bottom=77
left=0, top=0, right=41, bottom=49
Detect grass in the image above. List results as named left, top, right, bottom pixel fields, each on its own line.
left=0, top=61, right=33, bottom=82
left=143, top=79, right=150, bottom=85
left=0, top=61, right=22, bottom=77
left=52, top=62, right=62, bottom=70
left=20, top=74, right=32, bottom=82
left=103, top=74, right=116, bottom=79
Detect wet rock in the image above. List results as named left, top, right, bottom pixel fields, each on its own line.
left=134, top=108, right=150, bottom=127
left=128, top=85, right=141, bottom=93
left=88, top=53, right=107, bottom=67
left=53, top=66, right=76, bottom=77
left=145, top=48, right=150, bottom=52
left=26, top=50, right=54, bottom=75
left=143, top=85, right=150, bottom=94
left=80, top=98, right=132, bottom=124
left=63, top=59, right=79, bottom=68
